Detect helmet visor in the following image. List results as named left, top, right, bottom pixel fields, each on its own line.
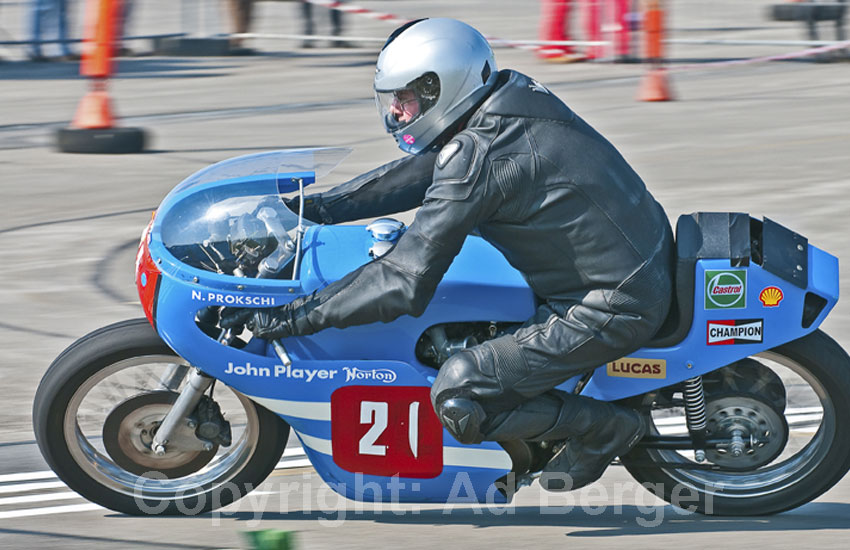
left=375, top=73, right=441, bottom=133
left=375, top=88, right=425, bottom=133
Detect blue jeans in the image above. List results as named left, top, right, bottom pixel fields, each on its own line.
left=29, top=0, right=72, bottom=58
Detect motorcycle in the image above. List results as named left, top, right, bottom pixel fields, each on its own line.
left=33, top=147, right=850, bottom=516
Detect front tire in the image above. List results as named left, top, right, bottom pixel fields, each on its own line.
left=33, top=318, right=290, bottom=515
left=621, top=330, right=850, bottom=515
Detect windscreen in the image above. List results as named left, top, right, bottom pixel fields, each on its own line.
left=154, top=148, right=351, bottom=276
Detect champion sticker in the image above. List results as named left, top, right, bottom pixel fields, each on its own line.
left=705, top=270, right=747, bottom=310
left=707, top=319, right=763, bottom=345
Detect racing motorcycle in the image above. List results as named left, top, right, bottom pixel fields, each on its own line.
left=33, top=148, right=850, bottom=517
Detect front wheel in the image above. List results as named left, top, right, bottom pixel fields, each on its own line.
left=621, top=330, right=850, bottom=515
left=33, top=318, right=290, bottom=515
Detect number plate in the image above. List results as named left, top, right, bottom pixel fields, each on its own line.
left=330, top=386, right=444, bottom=478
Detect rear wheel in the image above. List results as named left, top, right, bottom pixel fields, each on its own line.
left=621, top=330, right=850, bottom=515
left=33, top=318, right=290, bottom=515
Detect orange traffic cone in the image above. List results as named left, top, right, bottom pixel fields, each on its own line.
left=57, top=0, right=146, bottom=153
left=638, top=67, right=673, bottom=101
left=71, top=84, right=115, bottom=129
left=638, top=0, right=675, bottom=102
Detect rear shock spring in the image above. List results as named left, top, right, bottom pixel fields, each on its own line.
left=683, top=376, right=708, bottom=462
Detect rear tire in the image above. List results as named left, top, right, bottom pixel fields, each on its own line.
left=33, top=318, right=289, bottom=515
left=621, top=330, right=850, bottom=515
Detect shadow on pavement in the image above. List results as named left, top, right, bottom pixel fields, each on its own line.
left=214, top=501, right=850, bottom=535
left=0, top=527, right=210, bottom=549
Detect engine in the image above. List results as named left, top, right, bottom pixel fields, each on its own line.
left=415, top=322, right=519, bottom=368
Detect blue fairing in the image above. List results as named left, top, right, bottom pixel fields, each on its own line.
left=149, top=219, right=533, bottom=504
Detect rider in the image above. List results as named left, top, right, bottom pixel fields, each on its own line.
left=223, top=18, right=674, bottom=491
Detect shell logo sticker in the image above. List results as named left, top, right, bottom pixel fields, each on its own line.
left=606, top=358, right=666, bottom=379
left=759, top=286, right=784, bottom=307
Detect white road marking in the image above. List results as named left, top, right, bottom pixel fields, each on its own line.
left=0, top=481, right=67, bottom=495
left=0, top=408, right=826, bottom=519
left=0, top=503, right=102, bottom=520
left=0, top=491, right=81, bottom=506
left=0, top=471, right=56, bottom=483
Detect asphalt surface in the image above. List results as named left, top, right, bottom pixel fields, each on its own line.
left=1, top=0, right=849, bottom=548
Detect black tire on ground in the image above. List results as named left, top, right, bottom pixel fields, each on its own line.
left=33, top=318, right=290, bottom=516
left=621, top=330, right=850, bottom=516
left=56, top=127, right=147, bottom=154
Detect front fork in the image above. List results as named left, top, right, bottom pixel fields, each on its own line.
left=150, top=338, right=292, bottom=455
left=151, top=368, right=213, bottom=455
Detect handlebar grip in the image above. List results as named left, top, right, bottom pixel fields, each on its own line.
left=272, top=340, right=292, bottom=367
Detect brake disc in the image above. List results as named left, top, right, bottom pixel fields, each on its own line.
left=704, top=394, right=789, bottom=471
left=102, top=391, right=217, bottom=479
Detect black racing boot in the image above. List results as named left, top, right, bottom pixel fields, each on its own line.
left=538, top=396, right=646, bottom=492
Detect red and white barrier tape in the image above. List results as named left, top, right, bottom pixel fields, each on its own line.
left=301, top=0, right=606, bottom=51
left=301, top=0, right=850, bottom=65
left=669, top=38, right=850, bottom=72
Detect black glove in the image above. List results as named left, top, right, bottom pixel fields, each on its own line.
left=220, top=306, right=295, bottom=340
left=219, top=307, right=254, bottom=330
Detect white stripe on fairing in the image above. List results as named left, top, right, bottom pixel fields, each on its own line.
left=297, top=432, right=333, bottom=455
left=443, top=447, right=512, bottom=470
left=250, top=396, right=331, bottom=421
left=295, top=431, right=511, bottom=470
left=282, top=447, right=306, bottom=458
left=0, top=503, right=102, bottom=519
left=274, top=458, right=314, bottom=469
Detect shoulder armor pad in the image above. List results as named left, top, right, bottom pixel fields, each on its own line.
left=427, top=133, right=485, bottom=201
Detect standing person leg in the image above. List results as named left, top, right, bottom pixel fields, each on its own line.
left=117, top=0, right=134, bottom=56
left=300, top=0, right=314, bottom=48
left=28, top=0, right=47, bottom=60
left=613, top=0, right=631, bottom=60
left=538, top=0, right=567, bottom=59
left=56, top=0, right=72, bottom=58
left=228, top=0, right=255, bottom=54
left=583, top=0, right=603, bottom=60
left=329, top=1, right=349, bottom=47
left=538, top=0, right=584, bottom=62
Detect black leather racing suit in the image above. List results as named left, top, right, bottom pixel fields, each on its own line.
left=287, top=69, right=674, bottom=442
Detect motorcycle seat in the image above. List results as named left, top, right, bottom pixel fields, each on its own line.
left=647, top=212, right=752, bottom=348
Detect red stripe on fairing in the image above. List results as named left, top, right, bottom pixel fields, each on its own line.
left=135, top=216, right=161, bottom=329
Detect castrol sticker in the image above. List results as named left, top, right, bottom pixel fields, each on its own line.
left=705, top=270, right=747, bottom=309
left=759, top=286, right=784, bottom=307
left=606, top=358, right=667, bottom=379
left=707, top=319, right=763, bottom=345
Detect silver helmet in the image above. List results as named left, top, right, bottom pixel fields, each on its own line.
left=374, top=18, right=497, bottom=155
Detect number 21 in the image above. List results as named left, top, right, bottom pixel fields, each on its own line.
left=358, top=400, right=420, bottom=458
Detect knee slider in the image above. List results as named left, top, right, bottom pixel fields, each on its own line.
left=430, top=350, right=482, bottom=407
left=437, top=397, right=486, bottom=445
left=429, top=350, right=490, bottom=444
